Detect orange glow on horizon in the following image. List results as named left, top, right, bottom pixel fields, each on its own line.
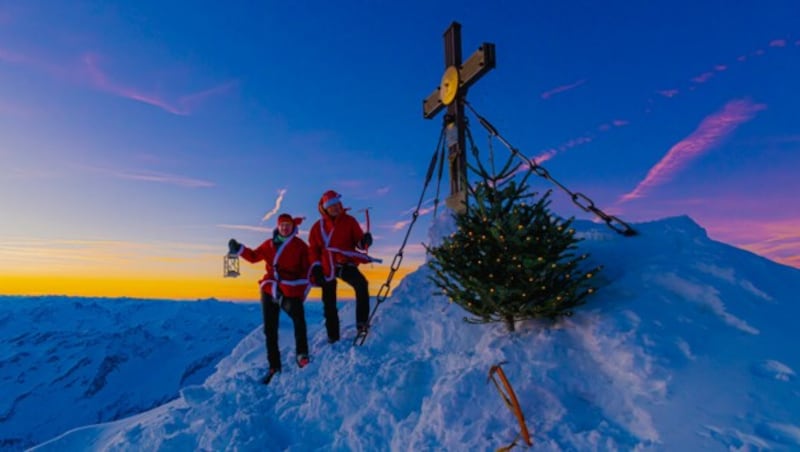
left=0, top=264, right=418, bottom=302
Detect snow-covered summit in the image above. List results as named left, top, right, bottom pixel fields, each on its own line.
left=31, top=215, right=800, bottom=450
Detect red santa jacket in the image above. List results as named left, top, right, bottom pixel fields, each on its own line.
left=308, top=211, right=379, bottom=282
left=237, top=228, right=311, bottom=300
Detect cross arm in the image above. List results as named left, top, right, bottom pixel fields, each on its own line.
left=422, top=42, right=496, bottom=119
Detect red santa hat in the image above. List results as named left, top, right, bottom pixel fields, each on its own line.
left=320, top=190, right=342, bottom=209
left=277, top=213, right=303, bottom=226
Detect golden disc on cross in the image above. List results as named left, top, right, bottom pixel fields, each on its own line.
left=439, top=65, right=460, bottom=105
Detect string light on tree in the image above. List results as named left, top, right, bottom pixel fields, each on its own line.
left=426, top=140, right=603, bottom=332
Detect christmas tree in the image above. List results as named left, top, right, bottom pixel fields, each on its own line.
left=426, top=152, right=601, bottom=332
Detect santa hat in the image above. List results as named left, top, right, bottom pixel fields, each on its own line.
left=277, top=213, right=303, bottom=226
left=320, top=190, right=342, bottom=209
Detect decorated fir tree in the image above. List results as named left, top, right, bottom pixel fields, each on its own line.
left=426, top=153, right=601, bottom=332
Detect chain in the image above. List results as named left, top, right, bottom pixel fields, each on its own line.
left=354, top=125, right=448, bottom=345
left=432, top=133, right=447, bottom=219
left=462, top=100, right=636, bottom=237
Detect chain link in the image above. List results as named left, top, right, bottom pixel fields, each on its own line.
left=463, top=101, right=637, bottom=237
left=354, top=128, right=447, bottom=345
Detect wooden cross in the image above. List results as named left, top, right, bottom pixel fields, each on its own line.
left=422, top=22, right=496, bottom=213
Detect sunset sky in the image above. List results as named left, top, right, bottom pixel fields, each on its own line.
left=1, top=1, right=798, bottom=301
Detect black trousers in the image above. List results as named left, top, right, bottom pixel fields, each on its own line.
left=260, top=291, right=308, bottom=370
left=320, top=264, right=369, bottom=342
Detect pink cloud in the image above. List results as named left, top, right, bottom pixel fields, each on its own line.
left=218, top=224, right=271, bottom=233
left=391, top=220, right=410, bottom=231
left=81, top=53, right=235, bottom=115
left=540, top=79, right=587, bottom=100
left=657, top=89, right=679, bottom=98
left=714, top=65, right=727, bottom=71
left=618, top=99, right=766, bottom=203
left=558, top=136, right=592, bottom=151
left=691, top=72, right=714, bottom=83
left=531, top=148, right=558, bottom=164
left=753, top=49, right=765, bottom=56
left=705, top=218, right=800, bottom=269
left=737, top=55, right=747, bottom=62
left=84, top=165, right=214, bottom=188
left=769, top=39, right=787, bottom=48
left=506, top=132, right=601, bottom=180
left=1, top=47, right=233, bottom=116
left=612, top=119, right=629, bottom=127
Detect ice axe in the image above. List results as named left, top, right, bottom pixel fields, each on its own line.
left=358, top=207, right=372, bottom=253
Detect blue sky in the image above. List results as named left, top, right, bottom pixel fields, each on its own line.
left=1, top=1, right=798, bottom=299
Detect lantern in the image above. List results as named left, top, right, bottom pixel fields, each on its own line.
left=223, top=253, right=240, bottom=278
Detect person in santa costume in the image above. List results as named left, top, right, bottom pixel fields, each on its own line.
left=228, top=213, right=311, bottom=384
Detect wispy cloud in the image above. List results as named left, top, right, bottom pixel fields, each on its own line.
left=541, top=79, right=587, bottom=100
left=82, top=53, right=236, bottom=115
left=618, top=99, right=766, bottom=203
left=86, top=166, right=214, bottom=188
left=0, top=46, right=233, bottom=116
left=705, top=217, right=800, bottom=268
left=769, top=39, right=787, bottom=48
left=389, top=202, right=438, bottom=232
left=217, top=224, right=272, bottom=233
left=657, top=89, right=680, bottom=98
left=375, top=186, right=390, bottom=196
left=261, top=189, right=287, bottom=223
left=0, top=237, right=225, bottom=276
left=391, top=220, right=410, bottom=231
left=0, top=47, right=70, bottom=79
left=691, top=72, right=714, bottom=84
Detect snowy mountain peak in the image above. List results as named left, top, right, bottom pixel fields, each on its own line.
left=29, top=216, right=800, bottom=450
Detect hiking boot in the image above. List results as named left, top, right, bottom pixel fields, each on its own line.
left=327, top=335, right=339, bottom=344
left=296, top=354, right=310, bottom=368
left=357, top=323, right=369, bottom=335
left=261, top=367, right=281, bottom=385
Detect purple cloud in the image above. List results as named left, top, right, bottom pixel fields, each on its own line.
left=657, top=89, right=680, bottom=98
left=82, top=53, right=236, bottom=115
left=0, top=46, right=234, bottom=116
left=540, top=79, right=587, bottom=100
left=85, top=165, right=215, bottom=188
left=691, top=72, right=714, bottom=84
left=618, top=99, right=766, bottom=203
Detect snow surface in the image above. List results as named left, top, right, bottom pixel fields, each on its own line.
left=0, top=297, right=259, bottom=450
left=14, top=215, right=800, bottom=450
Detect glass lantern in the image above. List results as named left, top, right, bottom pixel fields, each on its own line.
left=223, top=253, right=240, bottom=278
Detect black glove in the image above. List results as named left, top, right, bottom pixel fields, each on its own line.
left=228, top=239, right=242, bottom=255
left=358, top=232, right=373, bottom=249
left=311, top=265, right=325, bottom=286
